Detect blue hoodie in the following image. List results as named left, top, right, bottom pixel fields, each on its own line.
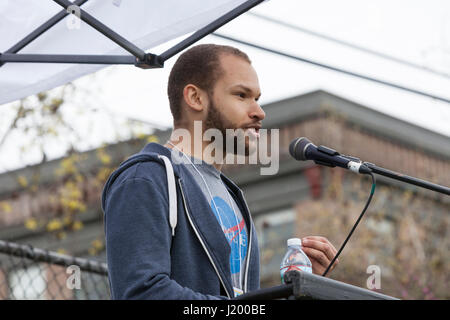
left=101, top=143, right=260, bottom=299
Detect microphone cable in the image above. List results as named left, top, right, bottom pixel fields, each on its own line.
left=322, top=171, right=377, bottom=277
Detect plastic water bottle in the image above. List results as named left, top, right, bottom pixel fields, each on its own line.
left=280, top=238, right=312, bottom=283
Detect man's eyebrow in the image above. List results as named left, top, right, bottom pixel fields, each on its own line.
left=231, top=84, right=261, bottom=97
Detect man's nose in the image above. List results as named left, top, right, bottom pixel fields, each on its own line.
left=249, top=102, right=265, bottom=121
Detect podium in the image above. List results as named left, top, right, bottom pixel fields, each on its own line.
left=234, top=271, right=398, bottom=300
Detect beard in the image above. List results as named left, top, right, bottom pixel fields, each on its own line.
left=204, top=94, right=257, bottom=157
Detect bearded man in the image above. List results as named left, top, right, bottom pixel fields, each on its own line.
left=101, top=44, right=339, bottom=300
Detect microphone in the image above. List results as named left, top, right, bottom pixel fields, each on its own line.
left=289, top=137, right=371, bottom=174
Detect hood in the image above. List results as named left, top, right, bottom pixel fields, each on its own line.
left=101, top=142, right=175, bottom=212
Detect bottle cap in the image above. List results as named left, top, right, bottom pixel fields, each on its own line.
left=287, top=238, right=302, bottom=247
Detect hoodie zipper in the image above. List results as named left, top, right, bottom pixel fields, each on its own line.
left=178, top=178, right=232, bottom=299
left=239, top=189, right=253, bottom=293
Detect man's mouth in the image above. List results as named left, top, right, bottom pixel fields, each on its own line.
left=244, top=126, right=260, bottom=139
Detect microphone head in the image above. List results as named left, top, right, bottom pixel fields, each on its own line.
left=289, top=137, right=312, bottom=161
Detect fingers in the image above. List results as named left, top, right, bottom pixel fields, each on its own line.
left=302, top=237, right=338, bottom=264
left=302, top=246, right=330, bottom=268
left=304, top=249, right=339, bottom=275
left=309, top=256, right=338, bottom=275
left=303, top=236, right=335, bottom=247
left=301, top=236, right=340, bottom=274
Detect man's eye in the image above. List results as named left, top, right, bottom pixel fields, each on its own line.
left=236, top=92, right=246, bottom=99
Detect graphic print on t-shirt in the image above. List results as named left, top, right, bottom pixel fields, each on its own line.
left=210, top=196, right=248, bottom=275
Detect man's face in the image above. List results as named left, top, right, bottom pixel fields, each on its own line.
left=204, top=54, right=265, bottom=156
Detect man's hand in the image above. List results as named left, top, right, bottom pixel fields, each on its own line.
left=301, top=236, right=339, bottom=276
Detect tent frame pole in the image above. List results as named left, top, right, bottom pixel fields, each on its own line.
left=0, top=53, right=137, bottom=65
left=0, top=0, right=262, bottom=69
left=158, top=0, right=265, bottom=62
left=0, top=0, right=89, bottom=68
left=5, top=0, right=90, bottom=55
left=52, top=0, right=146, bottom=60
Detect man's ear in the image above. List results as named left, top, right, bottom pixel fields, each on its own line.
left=183, top=84, right=208, bottom=112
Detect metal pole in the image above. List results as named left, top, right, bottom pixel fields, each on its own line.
left=5, top=0, right=89, bottom=55
left=158, top=0, right=265, bottom=62
left=53, top=0, right=147, bottom=60
left=0, top=240, right=108, bottom=275
left=0, top=0, right=90, bottom=68
left=364, top=162, right=450, bottom=195
left=0, top=53, right=137, bottom=65
left=233, top=284, right=294, bottom=300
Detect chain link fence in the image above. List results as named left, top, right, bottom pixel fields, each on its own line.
left=0, top=240, right=110, bottom=300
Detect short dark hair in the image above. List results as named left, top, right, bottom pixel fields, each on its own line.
left=167, top=44, right=251, bottom=124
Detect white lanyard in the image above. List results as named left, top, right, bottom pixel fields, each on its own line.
left=167, top=142, right=244, bottom=286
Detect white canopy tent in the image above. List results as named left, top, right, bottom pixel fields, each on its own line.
left=0, top=0, right=265, bottom=105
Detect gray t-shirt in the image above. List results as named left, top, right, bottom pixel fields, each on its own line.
left=170, top=149, right=248, bottom=295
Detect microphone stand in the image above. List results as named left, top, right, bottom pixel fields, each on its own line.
left=363, top=162, right=450, bottom=196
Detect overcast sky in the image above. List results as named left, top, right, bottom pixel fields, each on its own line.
left=1, top=0, right=449, bottom=172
